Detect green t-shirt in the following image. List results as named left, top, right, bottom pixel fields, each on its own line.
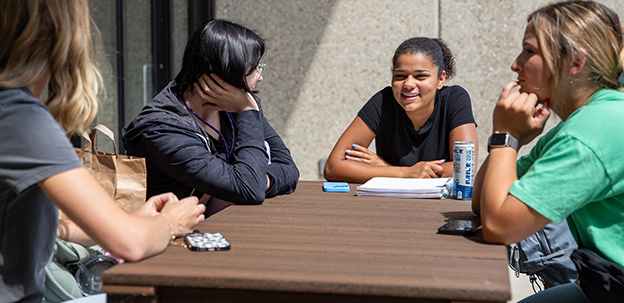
left=509, top=89, right=624, bottom=266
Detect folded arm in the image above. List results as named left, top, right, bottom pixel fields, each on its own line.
left=144, top=111, right=269, bottom=204
left=262, top=116, right=299, bottom=197
left=324, top=116, right=477, bottom=183
left=324, top=116, right=410, bottom=183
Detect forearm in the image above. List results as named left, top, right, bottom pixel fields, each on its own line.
left=477, top=82, right=555, bottom=243
left=266, top=163, right=299, bottom=197
left=440, top=161, right=453, bottom=178
left=324, top=158, right=407, bottom=183
left=220, top=111, right=269, bottom=203
left=479, top=147, right=520, bottom=243
left=263, top=122, right=299, bottom=197
left=172, top=110, right=269, bottom=204
left=471, top=156, right=490, bottom=215
left=42, top=169, right=172, bottom=262
left=100, top=214, right=172, bottom=262
left=68, top=202, right=171, bottom=262
left=57, top=219, right=96, bottom=247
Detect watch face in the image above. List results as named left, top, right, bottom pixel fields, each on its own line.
left=490, top=133, right=508, bottom=145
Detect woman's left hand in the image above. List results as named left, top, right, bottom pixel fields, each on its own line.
left=344, top=144, right=389, bottom=167
left=493, top=81, right=551, bottom=147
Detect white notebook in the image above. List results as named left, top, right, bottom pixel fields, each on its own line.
left=356, top=177, right=453, bottom=199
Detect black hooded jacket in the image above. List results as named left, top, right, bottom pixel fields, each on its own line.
left=122, top=81, right=299, bottom=204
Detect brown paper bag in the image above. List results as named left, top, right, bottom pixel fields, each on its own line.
left=59, top=125, right=147, bottom=219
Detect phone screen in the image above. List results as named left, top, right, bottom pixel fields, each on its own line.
left=438, top=219, right=482, bottom=236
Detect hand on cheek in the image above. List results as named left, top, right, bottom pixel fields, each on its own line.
left=493, top=81, right=551, bottom=146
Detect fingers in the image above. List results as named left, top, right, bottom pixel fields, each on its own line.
left=196, top=74, right=226, bottom=100
left=497, top=81, right=539, bottom=116
left=196, top=74, right=210, bottom=92
left=192, top=82, right=224, bottom=111
left=207, top=73, right=226, bottom=89
left=409, top=162, right=443, bottom=178
left=344, top=153, right=367, bottom=163
left=519, top=93, right=540, bottom=116
left=196, top=75, right=218, bottom=98
left=351, top=144, right=371, bottom=153
left=429, top=162, right=444, bottom=177
left=180, top=196, right=205, bottom=216
left=345, top=149, right=370, bottom=161
left=196, top=74, right=258, bottom=113
left=197, top=74, right=224, bottom=92
left=344, top=144, right=388, bottom=166
left=534, top=104, right=551, bottom=125
left=201, top=74, right=232, bottom=98
left=148, top=192, right=179, bottom=212
left=498, top=81, right=519, bottom=105
left=160, top=196, right=205, bottom=236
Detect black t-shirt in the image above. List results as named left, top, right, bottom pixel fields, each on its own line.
left=358, top=85, right=475, bottom=166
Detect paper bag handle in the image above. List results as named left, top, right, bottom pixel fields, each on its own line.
left=80, top=124, right=118, bottom=170
left=82, top=124, right=118, bottom=156
left=89, top=124, right=118, bottom=155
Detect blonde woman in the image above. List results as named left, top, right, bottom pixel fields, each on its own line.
left=473, top=1, right=624, bottom=301
left=0, top=1, right=205, bottom=301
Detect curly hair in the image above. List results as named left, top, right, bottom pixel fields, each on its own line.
left=392, top=37, right=456, bottom=80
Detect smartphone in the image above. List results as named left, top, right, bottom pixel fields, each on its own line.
left=323, top=182, right=350, bottom=193
left=438, top=219, right=482, bottom=236
left=184, top=232, right=231, bottom=251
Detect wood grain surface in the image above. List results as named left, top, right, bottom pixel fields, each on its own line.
left=103, top=181, right=510, bottom=303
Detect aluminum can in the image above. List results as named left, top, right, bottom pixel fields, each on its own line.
left=453, top=141, right=475, bottom=199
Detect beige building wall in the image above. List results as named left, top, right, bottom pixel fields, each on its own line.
left=216, top=0, right=623, bottom=180
left=90, top=0, right=623, bottom=179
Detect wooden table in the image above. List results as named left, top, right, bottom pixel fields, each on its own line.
left=102, top=181, right=511, bottom=303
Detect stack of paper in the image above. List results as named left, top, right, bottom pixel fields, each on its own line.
left=356, top=177, right=453, bottom=199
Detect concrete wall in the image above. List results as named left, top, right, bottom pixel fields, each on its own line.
left=89, top=0, right=623, bottom=179
left=216, top=0, right=623, bottom=180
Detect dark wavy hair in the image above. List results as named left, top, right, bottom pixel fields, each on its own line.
left=392, top=37, right=456, bottom=80
left=172, top=19, right=265, bottom=97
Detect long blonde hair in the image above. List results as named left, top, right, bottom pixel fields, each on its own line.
left=529, top=0, right=623, bottom=110
left=0, top=0, right=101, bottom=135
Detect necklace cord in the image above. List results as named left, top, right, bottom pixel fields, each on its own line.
left=182, top=98, right=236, bottom=162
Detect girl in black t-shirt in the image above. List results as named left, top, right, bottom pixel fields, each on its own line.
left=324, top=37, right=477, bottom=183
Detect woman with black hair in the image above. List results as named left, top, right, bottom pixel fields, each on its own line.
left=0, top=1, right=204, bottom=301
left=324, top=37, right=478, bottom=183
left=123, top=19, right=299, bottom=206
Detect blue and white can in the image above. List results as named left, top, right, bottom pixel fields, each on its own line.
left=453, top=141, right=475, bottom=199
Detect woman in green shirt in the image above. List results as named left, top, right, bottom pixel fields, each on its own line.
left=473, top=1, right=624, bottom=302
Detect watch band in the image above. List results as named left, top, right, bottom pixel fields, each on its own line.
left=488, top=132, right=519, bottom=152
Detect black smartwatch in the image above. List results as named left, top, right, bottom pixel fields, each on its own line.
left=488, top=132, right=519, bottom=152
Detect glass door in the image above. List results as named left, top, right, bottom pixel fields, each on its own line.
left=87, top=0, right=211, bottom=152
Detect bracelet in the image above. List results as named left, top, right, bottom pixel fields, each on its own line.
left=157, top=213, right=176, bottom=244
